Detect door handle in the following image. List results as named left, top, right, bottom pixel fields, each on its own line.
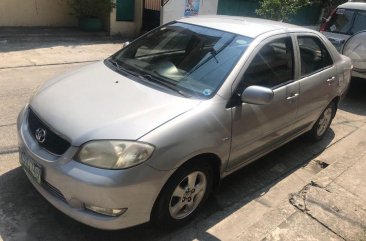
left=286, top=93, right=299, bottom=101
left=326, top=76, right=336, bottom=84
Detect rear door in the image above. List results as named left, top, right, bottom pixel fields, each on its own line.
left=294, top=34, right=338, bottom=130
left=227, top=34, right=300, bottom=171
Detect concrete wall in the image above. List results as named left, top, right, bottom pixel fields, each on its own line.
left=109, top=0, right=143, bottom=37
left=161, top=0, right=218, bottom=24
left=0, top=0, right=77, bottom=26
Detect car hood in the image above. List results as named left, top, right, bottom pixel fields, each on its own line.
left=30, top=62, right=201, bottom=146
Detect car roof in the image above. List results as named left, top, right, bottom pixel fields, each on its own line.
left=177, top=15, right=314, bottom=38
left=338, top=2, right=366, bottom=11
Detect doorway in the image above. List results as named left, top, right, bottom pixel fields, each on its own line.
left=142, top=0, right=161, bottom=31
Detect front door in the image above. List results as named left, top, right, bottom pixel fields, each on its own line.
left=227, top=35, right=300, bottom=171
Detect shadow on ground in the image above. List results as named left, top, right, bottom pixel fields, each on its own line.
left=339, top=77, right=366, bottom=116
left=0, top=130, right=335, bottom=241
left=1, top=76, right=365, bottom=241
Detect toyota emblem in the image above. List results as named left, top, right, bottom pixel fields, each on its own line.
left=35, top=128, right=47, bottom=143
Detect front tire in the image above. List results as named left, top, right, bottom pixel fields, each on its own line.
left=307, top=102, right=336, bottom=141
left=152, top=161, right=213, bottom=229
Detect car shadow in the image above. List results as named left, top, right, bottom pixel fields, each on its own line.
left=339, top=77, right=366, bottom=116
left=0, top=129, right=335, bottom=241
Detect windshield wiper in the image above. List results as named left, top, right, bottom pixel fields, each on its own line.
left=108, top=58, right=121, bottom=68
left=108, top=58, right=139, bottom=77
left=209, top=47, right=219, bottom=63
left=138, top=74, right=191, bottom=98
left=188, top=35, right=236, bottom=74
left=108, top=59, right=191, bottom=97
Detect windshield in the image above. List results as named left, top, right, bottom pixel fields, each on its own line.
left=325, top=8, right=366, bottom=35
left=110, top=22, right=252, bottom=98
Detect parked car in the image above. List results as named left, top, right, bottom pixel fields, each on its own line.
left=320, top=1, right=366, bottom=78
left=17, top=16, right=352, bottom=230
left=342, top=30, right=366, bottom=77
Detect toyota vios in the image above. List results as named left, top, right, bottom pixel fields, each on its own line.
left=17, top=16, right=352, bottom=229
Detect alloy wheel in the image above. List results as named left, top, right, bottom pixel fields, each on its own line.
left=317, top=107, right=333, bottom=137
left=168, top=171, right=207, bottom=219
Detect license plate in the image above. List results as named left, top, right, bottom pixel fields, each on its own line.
left=20, top=152, right=42, bottom=185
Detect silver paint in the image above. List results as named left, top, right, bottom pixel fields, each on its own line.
left=17, top=16, right=352, bottom=230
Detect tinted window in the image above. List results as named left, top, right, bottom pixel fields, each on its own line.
left=298, top=36, right=333, bottom=77
left=325, top=8, right=355, bottom=34
left=135, top=30, right=191, bottom=57
left=350, top=11, right=366, bottom=35
left=238, top=37, right=294, bottom=92
left=111, top=23, right=252, bottom=98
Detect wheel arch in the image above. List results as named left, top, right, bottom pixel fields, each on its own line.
left=331, top=96, right=340, bottom=118
left=313, top=96, right=340, bottom=125
left=184, top=153, right=222, bottom=189
left=150, top=152, right=222, bottom=221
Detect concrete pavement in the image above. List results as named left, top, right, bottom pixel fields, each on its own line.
left=0, top=35, right=366, bottom=241
left=0, top=35, right=122, bottom=69
left=0, top=44, right=119, bottom=69
left=160, top=110, right=366, bottom=241
left=281, top=128, right=366, bottom=241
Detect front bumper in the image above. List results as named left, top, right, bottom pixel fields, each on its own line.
left=17, top=107, right=172, bottom=230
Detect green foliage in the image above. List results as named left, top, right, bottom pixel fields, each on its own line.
left=68, top=0, right=115, bottom=18
left=256, top=0, right=310, bottom=21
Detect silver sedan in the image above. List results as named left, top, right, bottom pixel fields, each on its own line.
left=17, top=16, right=352, bottom=230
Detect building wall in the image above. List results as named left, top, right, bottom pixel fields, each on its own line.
left=109, top=0, right=143, bottom=37
left=217, top=0, right=259, bottom=18
left=0, top=0, right=76, bottom=26
left=161, top=0, right=219, bottom=24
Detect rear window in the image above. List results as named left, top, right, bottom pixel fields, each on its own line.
left=298, top=36, right=333, bottom=77
left=325, top=8, right=366, bottom=35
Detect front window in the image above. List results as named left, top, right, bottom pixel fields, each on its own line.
left=109, top=22, right=252, bottom=98
left=239, top=37, right=294, bottom=92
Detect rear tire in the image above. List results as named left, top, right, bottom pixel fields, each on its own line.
left=307, top=102, right=336, bottom=141
left=152, top=160, right=213, bottom=229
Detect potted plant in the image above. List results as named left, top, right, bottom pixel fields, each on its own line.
left=68, top=0, right=115, bottom=31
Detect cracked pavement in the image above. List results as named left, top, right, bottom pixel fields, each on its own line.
left=1, top=38, right=366, bottom=241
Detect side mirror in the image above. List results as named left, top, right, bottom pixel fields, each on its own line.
left=241, top=85, right=274, bottom=105
left=122, top=41, right=130, bottom=49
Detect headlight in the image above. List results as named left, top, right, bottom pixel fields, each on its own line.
left=75, top=141, right=154, bottom=169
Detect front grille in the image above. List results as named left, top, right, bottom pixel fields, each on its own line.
left=27, top=108, right=70, bottom=155
left=42, top=180, right=67, bottom=203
